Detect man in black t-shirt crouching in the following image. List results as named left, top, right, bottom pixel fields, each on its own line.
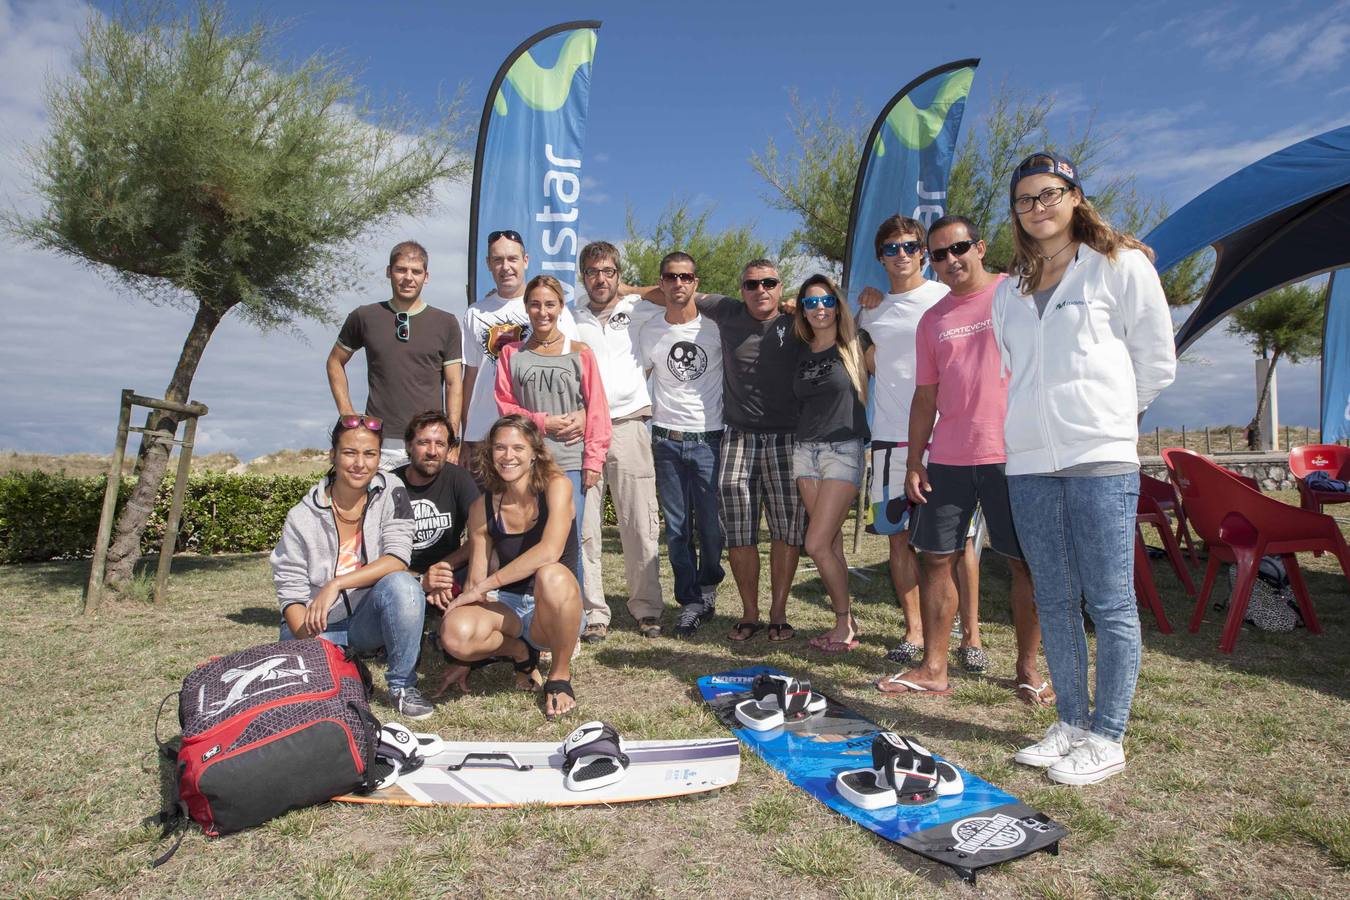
left=392, top=411, right=480, bottom=612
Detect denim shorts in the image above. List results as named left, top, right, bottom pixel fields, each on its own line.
left=494, top=590, right=587, bottom=650
left=793, top=439, right=865, bottom=485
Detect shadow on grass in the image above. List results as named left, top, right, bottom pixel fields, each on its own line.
left=9, top=553, right=266, bottom=595
left=226, top=606, right=280, bottom=627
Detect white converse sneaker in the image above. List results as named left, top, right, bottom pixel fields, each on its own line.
left=1046, top=732, right=1126, bottom=785
left=1014, top=721, right=1089, bottom=768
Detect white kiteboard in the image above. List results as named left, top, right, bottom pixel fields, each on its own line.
left=335, top=736, right=740, bottom=808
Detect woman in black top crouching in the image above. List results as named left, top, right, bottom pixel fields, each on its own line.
left=437, top=414, right=584, bottom=719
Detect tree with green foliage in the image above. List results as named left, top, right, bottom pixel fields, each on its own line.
left=751, top=83, right=1206, bottom=307
left=8, top=3, right=470, bottom=600
left=1227, top=283, right=1324, bottom=449
left=621, top=199, right=790, bottom=297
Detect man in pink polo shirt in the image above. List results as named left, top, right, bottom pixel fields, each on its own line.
left=877, top=215, right=1048, bottom=704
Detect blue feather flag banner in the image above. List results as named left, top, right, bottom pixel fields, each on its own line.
left=1321, top=270, right=1350, bottom=442
left=842, top=59, right=979, bottom=299
left=467, top=22, right=601, bottom=304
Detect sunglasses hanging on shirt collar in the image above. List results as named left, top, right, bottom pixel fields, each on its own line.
left=394, top=310, right=410, bottom=342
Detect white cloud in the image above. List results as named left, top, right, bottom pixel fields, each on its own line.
left=1157, top=1, right=1350, bottom=82
left=0, top=0, right=473, bottom=460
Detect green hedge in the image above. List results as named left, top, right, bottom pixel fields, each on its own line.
left=0, top=471, right=312, bottom=563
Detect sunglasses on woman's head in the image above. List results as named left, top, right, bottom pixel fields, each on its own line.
left=800, top=294, right=838, bottom=310
left=880, top=241, right=923, bottom=257
left=928, top=240, right=976, bottom=262
left=337, top=415, right=383, bottom=432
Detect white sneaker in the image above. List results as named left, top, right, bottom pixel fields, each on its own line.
left=1014, top=721, right=1089, bottom=768
left=1047, top=732, right=1126, bottom=785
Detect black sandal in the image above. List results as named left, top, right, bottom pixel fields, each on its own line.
left=543, top=679, right=576, bottom=720
left=513, top=642, right=541, bottom=684
left=727, top=621, right=764, bottom=642
left=767, top=622, right=795, bottom=642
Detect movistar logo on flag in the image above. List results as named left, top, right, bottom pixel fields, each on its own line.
left=470, top=23, right=601, bottom=304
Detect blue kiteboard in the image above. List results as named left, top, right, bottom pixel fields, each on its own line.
left=698, top=665, right=1066, bottom=884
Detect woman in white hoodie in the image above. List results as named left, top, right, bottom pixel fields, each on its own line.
left=993, top=151, right=1176, bottom=786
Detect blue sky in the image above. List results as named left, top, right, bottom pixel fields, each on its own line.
left=1, top=0, right=1346, bottom=457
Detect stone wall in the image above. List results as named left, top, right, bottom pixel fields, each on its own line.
left=1140, top=452, right=1297, bottom=492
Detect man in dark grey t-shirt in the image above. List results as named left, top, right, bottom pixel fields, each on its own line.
left=694, top=260, right=806, bottom=642
left=327, top=240, right=464, bottom=468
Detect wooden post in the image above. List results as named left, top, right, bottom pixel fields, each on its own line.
left=1181, top=424, right=1186, bottom=450
left=85, top=390, right=134, bottom=615
left=1154, top=426, right=1161, bottom=455
left=154, top=413, right=199, bottom=603
left=86, top=390, right=207, bottom=612
left=1205, top=426, right=1211, bottom=455
left=1228, top=428, right=1234, bottom=452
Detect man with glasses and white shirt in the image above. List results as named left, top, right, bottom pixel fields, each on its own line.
left=328, top=241, right=464, bottom=469
left=571, top=241, right=665, bottom=640
left=638, top=252, right=725, bottom=638
left=461, top=229, right=579, bottom=464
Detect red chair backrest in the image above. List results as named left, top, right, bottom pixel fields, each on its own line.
left=1140, top=471, right=1179, bottom=507
left=1289, top=444, right=1350, bottom=479
left=1165, top=448, right=1336, bottom=547
left=1161, top=446, right=1261, bottom=492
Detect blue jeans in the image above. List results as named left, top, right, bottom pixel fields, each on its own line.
left=280, top=571, right=426, bottom=691
left=652, top=435, right=725, bottom=606
left=564, top=469, right=587, bottom=592
left=1008, top=473, right=1141, bottom=741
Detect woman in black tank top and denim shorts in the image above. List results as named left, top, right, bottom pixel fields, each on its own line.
left=437, top=414, right=585, bottom=720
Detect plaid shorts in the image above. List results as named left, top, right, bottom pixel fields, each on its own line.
left=716, top=427, right=806, bottom=547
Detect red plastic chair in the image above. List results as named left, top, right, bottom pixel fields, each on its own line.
left=1288, top=444, right=1350, bottom=514
left=1140, top=470, right=1199, bottom=566
left=1163, top=448, right=1350, bottom=653
left=1162, top=446, right=1261, bottom=492
left=1138, top=480, right=1197, bottom=594
left=1133, top=530, right=1174, bottom=633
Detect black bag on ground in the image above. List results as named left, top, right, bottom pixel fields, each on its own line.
left=171, top=638, right=380, bottom=836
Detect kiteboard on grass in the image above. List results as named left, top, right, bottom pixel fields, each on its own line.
left=334, top=734, right=739, bottom=809
left=697, top=665, right=1066, bottom=884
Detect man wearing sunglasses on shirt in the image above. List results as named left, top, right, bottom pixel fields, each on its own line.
left=461, top=229, right=579, bottom=467
left=328, top=241, right=465, bottom=470
left=876, top=215, right=1045, bottom=702
left=571, top=241, right=666, bottom=641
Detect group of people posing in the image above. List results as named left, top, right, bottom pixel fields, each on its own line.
left=270, top=150, right=1177, bottom=785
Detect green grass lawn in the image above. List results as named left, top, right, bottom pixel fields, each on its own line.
left=1, top=510, right=1347, bottom=898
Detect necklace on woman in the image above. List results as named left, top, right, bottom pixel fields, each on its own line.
left=530, top=331, right=562, bottom=348
left=332, top=494, right=367, bottom=524
left=1039, top=240, right=1076, bottom=262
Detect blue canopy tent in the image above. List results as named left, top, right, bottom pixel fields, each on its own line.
left=1145, top=124, right=1350, bottom=352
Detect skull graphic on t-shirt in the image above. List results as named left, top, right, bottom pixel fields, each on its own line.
left=667, top=341, right=708, bottom=381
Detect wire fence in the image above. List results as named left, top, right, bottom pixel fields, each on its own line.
left=1137, top=425, right=1333, bottom=457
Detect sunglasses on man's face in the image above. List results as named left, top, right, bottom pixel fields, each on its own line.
left=487, top=229, right=524, bottom=246
left=880, top=240, right=923, bottom=257
left=394, top=311, right=410, bottom=342
left=660, top=271, right=697, bottom=284
left=741, top=277, right=781, bottom=291
left=928, top=240, right=977, bottom=262
left=337, top=415, right=383, bottom=432
left=800, top=294, right=838, bottom=310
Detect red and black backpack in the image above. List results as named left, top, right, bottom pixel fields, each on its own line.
left=157, top=638, right=379, bottom=857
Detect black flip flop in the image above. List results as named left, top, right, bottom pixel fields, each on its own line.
left=543, top=679, right=576, bottom=720
left=727, top=621, right=764, bottom=642
left=767, top=622, right=795, bottom=642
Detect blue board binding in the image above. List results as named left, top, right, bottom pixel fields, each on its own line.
left=698, top=665, right=1067, bottom=884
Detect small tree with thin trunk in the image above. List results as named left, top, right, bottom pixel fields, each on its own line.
left=1227, top=283, right=1323, bottom=450
left=8, top=2, right=470, bottom=599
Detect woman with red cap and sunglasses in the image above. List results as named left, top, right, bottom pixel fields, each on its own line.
left=270, top=414, right=433, bottom=720
left=790, top=274, right=870, bottom=652
left=994, top=152, right=1176, bottom=785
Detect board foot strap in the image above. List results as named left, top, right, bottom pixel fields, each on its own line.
left=836, top=733, right=963, bottom=809
left=734, top=674, right=826, bottom=731
left=562, top=721, right=629, bottom=792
